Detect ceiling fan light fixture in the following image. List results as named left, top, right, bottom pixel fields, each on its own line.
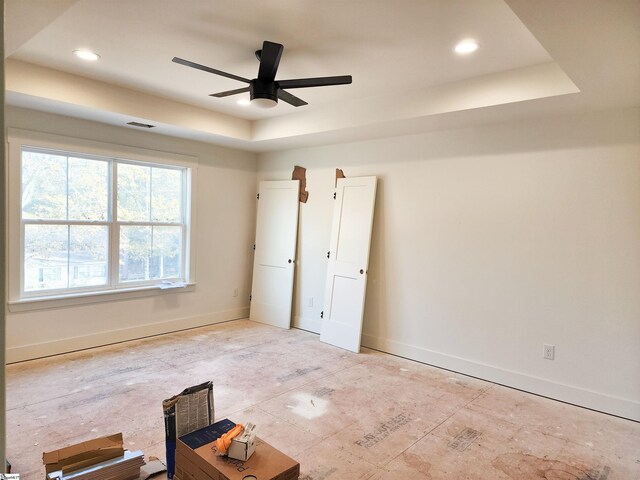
left=73, top=49, right=100, bottom=61
left=249, top=78, right=278, bottom=108
left=454, top=39, right=479, bottom=55
left=252, top=97, right=278, bottom=109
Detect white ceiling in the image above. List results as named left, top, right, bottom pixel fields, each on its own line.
left=5, top=0, right=640, bottom=152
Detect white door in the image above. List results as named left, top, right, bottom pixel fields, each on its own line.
left=250, top=180, right=300, bottom=329
left=320, top=176, right=377, bottom=352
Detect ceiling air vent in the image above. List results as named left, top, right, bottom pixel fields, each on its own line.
left=127, top=121, right=155, bottom=128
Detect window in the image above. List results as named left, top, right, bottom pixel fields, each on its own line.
left=22, top=150, right=110, bottom=293
left=117, top=163, right=183, bottom=283
left=8, top=130, right=196, bottom=307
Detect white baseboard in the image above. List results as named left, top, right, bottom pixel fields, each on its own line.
left=293, top=315, right=321, bottom=334
left=361, top=332, right=640, bottom=422
left=6, top=307, right=250, bottom=363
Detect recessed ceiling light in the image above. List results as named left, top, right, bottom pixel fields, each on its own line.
left=454, top=40, right=479, bottom=55
left=237, top=98, right=251, bottom=106
left=73, top=49, right=100, bottom=61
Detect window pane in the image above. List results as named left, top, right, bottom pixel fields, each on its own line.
left=151, top=226, right=182, bottom=279
left=24, top=224, right=68, bottom=291
left=117, top=163, right=150, bottom=221
left=68, top=157, right=109, bottom=221
left=151, top=167, right=182, bottom=222
left=119, top=225, right=151, bottom=282
left=22, top=150, right=67, bottom=220
left=69, top=226, right=108, bottom=288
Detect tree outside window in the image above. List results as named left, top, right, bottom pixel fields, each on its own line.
left=21, top=148, right=187, bottom=295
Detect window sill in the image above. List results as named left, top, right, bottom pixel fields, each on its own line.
left=7, top=283, right=196, bottom=312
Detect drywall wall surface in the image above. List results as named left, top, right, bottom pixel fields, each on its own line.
left=257, top=107, right=640, bottom=420
left=5, top=106, right=257, bottom=362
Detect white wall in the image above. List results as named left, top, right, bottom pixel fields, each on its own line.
left=5, top=106, right=257, bottom=362
left=258, top=107, right=640, bottom=421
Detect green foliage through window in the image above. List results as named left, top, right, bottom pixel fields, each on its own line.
left=21, top=148, right=187, bottom=294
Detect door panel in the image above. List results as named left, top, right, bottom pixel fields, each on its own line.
left=320, top=176, right=377, bottom=352
left=335, top=185, right=373, bottom=262
left=250, top=180, right=300, bottom=329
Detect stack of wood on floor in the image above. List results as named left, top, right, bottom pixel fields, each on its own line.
left=43, top=433, right=146, bottom=480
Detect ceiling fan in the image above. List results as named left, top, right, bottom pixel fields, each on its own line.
left=172, top=40, right=352, bottom=108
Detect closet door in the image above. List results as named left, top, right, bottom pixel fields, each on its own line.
left=320, top=176, right=377, bottom=352
left=249, top=180, right=300, bottom=329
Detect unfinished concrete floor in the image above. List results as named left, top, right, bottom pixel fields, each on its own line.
left=5, top=319, right=640, bottom=479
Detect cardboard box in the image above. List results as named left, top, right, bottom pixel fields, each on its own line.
left=177, top=421, right=299, bottom=480
left=175, top=450, right=216, bottom=480
left=42, top=433, right=146, bottom=480
left=42, top=433, right=125, bottom=478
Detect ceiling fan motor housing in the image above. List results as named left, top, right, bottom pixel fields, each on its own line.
left=250, top=78, right=278, bottom=103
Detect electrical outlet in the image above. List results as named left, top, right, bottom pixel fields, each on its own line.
left=307, top=297, right=314, bottom=308
left=233, top=288, right=239, bottom=297
left=543, top=344, right=555, bottom=360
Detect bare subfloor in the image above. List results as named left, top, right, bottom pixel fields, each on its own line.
left=6, top=320, right=640, bottom=479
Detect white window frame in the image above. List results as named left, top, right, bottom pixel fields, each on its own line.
left=7, top=129, right=198, bottom=311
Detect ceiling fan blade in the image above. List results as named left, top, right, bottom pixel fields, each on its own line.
left=277, top=88, right=308, bottom=107
left=277, top=75, right=352, bottom=89
left=172, top=57, right=250, bottom=84
left=209, top=87, right=251, bottom=98
left=257, top=41, right=284, bottom=82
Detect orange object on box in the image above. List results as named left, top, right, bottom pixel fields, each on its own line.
left=214, top=424, right=244, bottom=455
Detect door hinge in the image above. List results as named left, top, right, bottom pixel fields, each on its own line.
left=333, top=192, right=336, bottom=200
left=249, top=295, right=252, bottom=301
left=320, top=310, right=324, bottom=319
left=327, top=251, right=330, bottom=259
left=253, top=244, right=256, bottom=251
left=256, top=193, right=260, bottom=199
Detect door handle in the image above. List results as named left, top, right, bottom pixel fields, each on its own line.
left=288, top=259, right=292, bottom=264
left=360, top=269, right=364, bottom=274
